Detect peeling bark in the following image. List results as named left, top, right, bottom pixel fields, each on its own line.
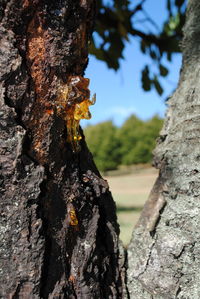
left=127, top=0, right=200, bottom=298
left=0, top=1, right=124, bottom=298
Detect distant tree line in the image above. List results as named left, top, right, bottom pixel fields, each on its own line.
left=84, top=115, right=163, bottom=172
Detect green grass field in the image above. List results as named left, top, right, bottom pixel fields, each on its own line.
left=105, top=167, right=158, bottom=246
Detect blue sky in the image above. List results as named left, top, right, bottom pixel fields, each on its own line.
left=83, top=0, right=182, bottom=127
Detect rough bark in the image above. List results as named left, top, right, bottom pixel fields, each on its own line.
left=127, top=0, right=200, bottom=298
left=0, top=1, right=125, bottom=298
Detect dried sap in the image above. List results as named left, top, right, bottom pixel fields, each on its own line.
left=57, top=76, right=95, bottom=151
left=69, top=208, right=78, bottom=226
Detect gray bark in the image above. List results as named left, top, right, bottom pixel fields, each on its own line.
left=127, top=0, right=200, bottom=298
left=0, top=1, right=125, bottom=298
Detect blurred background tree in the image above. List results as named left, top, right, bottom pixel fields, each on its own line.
left=85, top=121, right=121, bottom=171
left=84, top=115, right=163, bottom=172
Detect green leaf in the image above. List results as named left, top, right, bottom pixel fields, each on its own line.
left=167, top=0, right=172, bottom=16
left=91, top=0, right=186, bottom=95
left=140, top=40, right=146, bottom=54
left=153, top=77, right=163, bottom=95
left=167, top=52, right=172, bottom=61
left=159, top=64, right=169, bottom=77
left=142, top=66, right=151, bottom=91
left=149, top=50, right=157, bottom=60
left=175, top=0, right=185, bottom=8
left=118, top=23, right=128, bottom=40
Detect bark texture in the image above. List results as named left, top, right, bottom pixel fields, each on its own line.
left=0, top=1, right=125, bottom=298
left=127, top=0, right=200, bottom=298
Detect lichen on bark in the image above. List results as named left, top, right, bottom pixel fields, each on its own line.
left=127, top=1, right=200, bottom=298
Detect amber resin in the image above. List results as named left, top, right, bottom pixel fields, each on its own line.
left=56, top=76, right=95, bottom=151
left=69, top=208, right=78, bottom=226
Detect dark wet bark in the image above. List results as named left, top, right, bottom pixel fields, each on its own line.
left=127, top=0, right=200, bottom=298
left=0, top=1, right=125, bottom=298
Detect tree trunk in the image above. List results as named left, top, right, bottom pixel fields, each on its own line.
left=0, top=1, right=125, bottom=298
left=127, top=0, right=200, bottom=298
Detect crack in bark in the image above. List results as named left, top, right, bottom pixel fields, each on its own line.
left=37, top=173, right=51, bottom=299
left=149, top=196, right=167, bottom=238
left=137, top=239, right=156, bottom=280
left=123, top=248, right=131, bottom=299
